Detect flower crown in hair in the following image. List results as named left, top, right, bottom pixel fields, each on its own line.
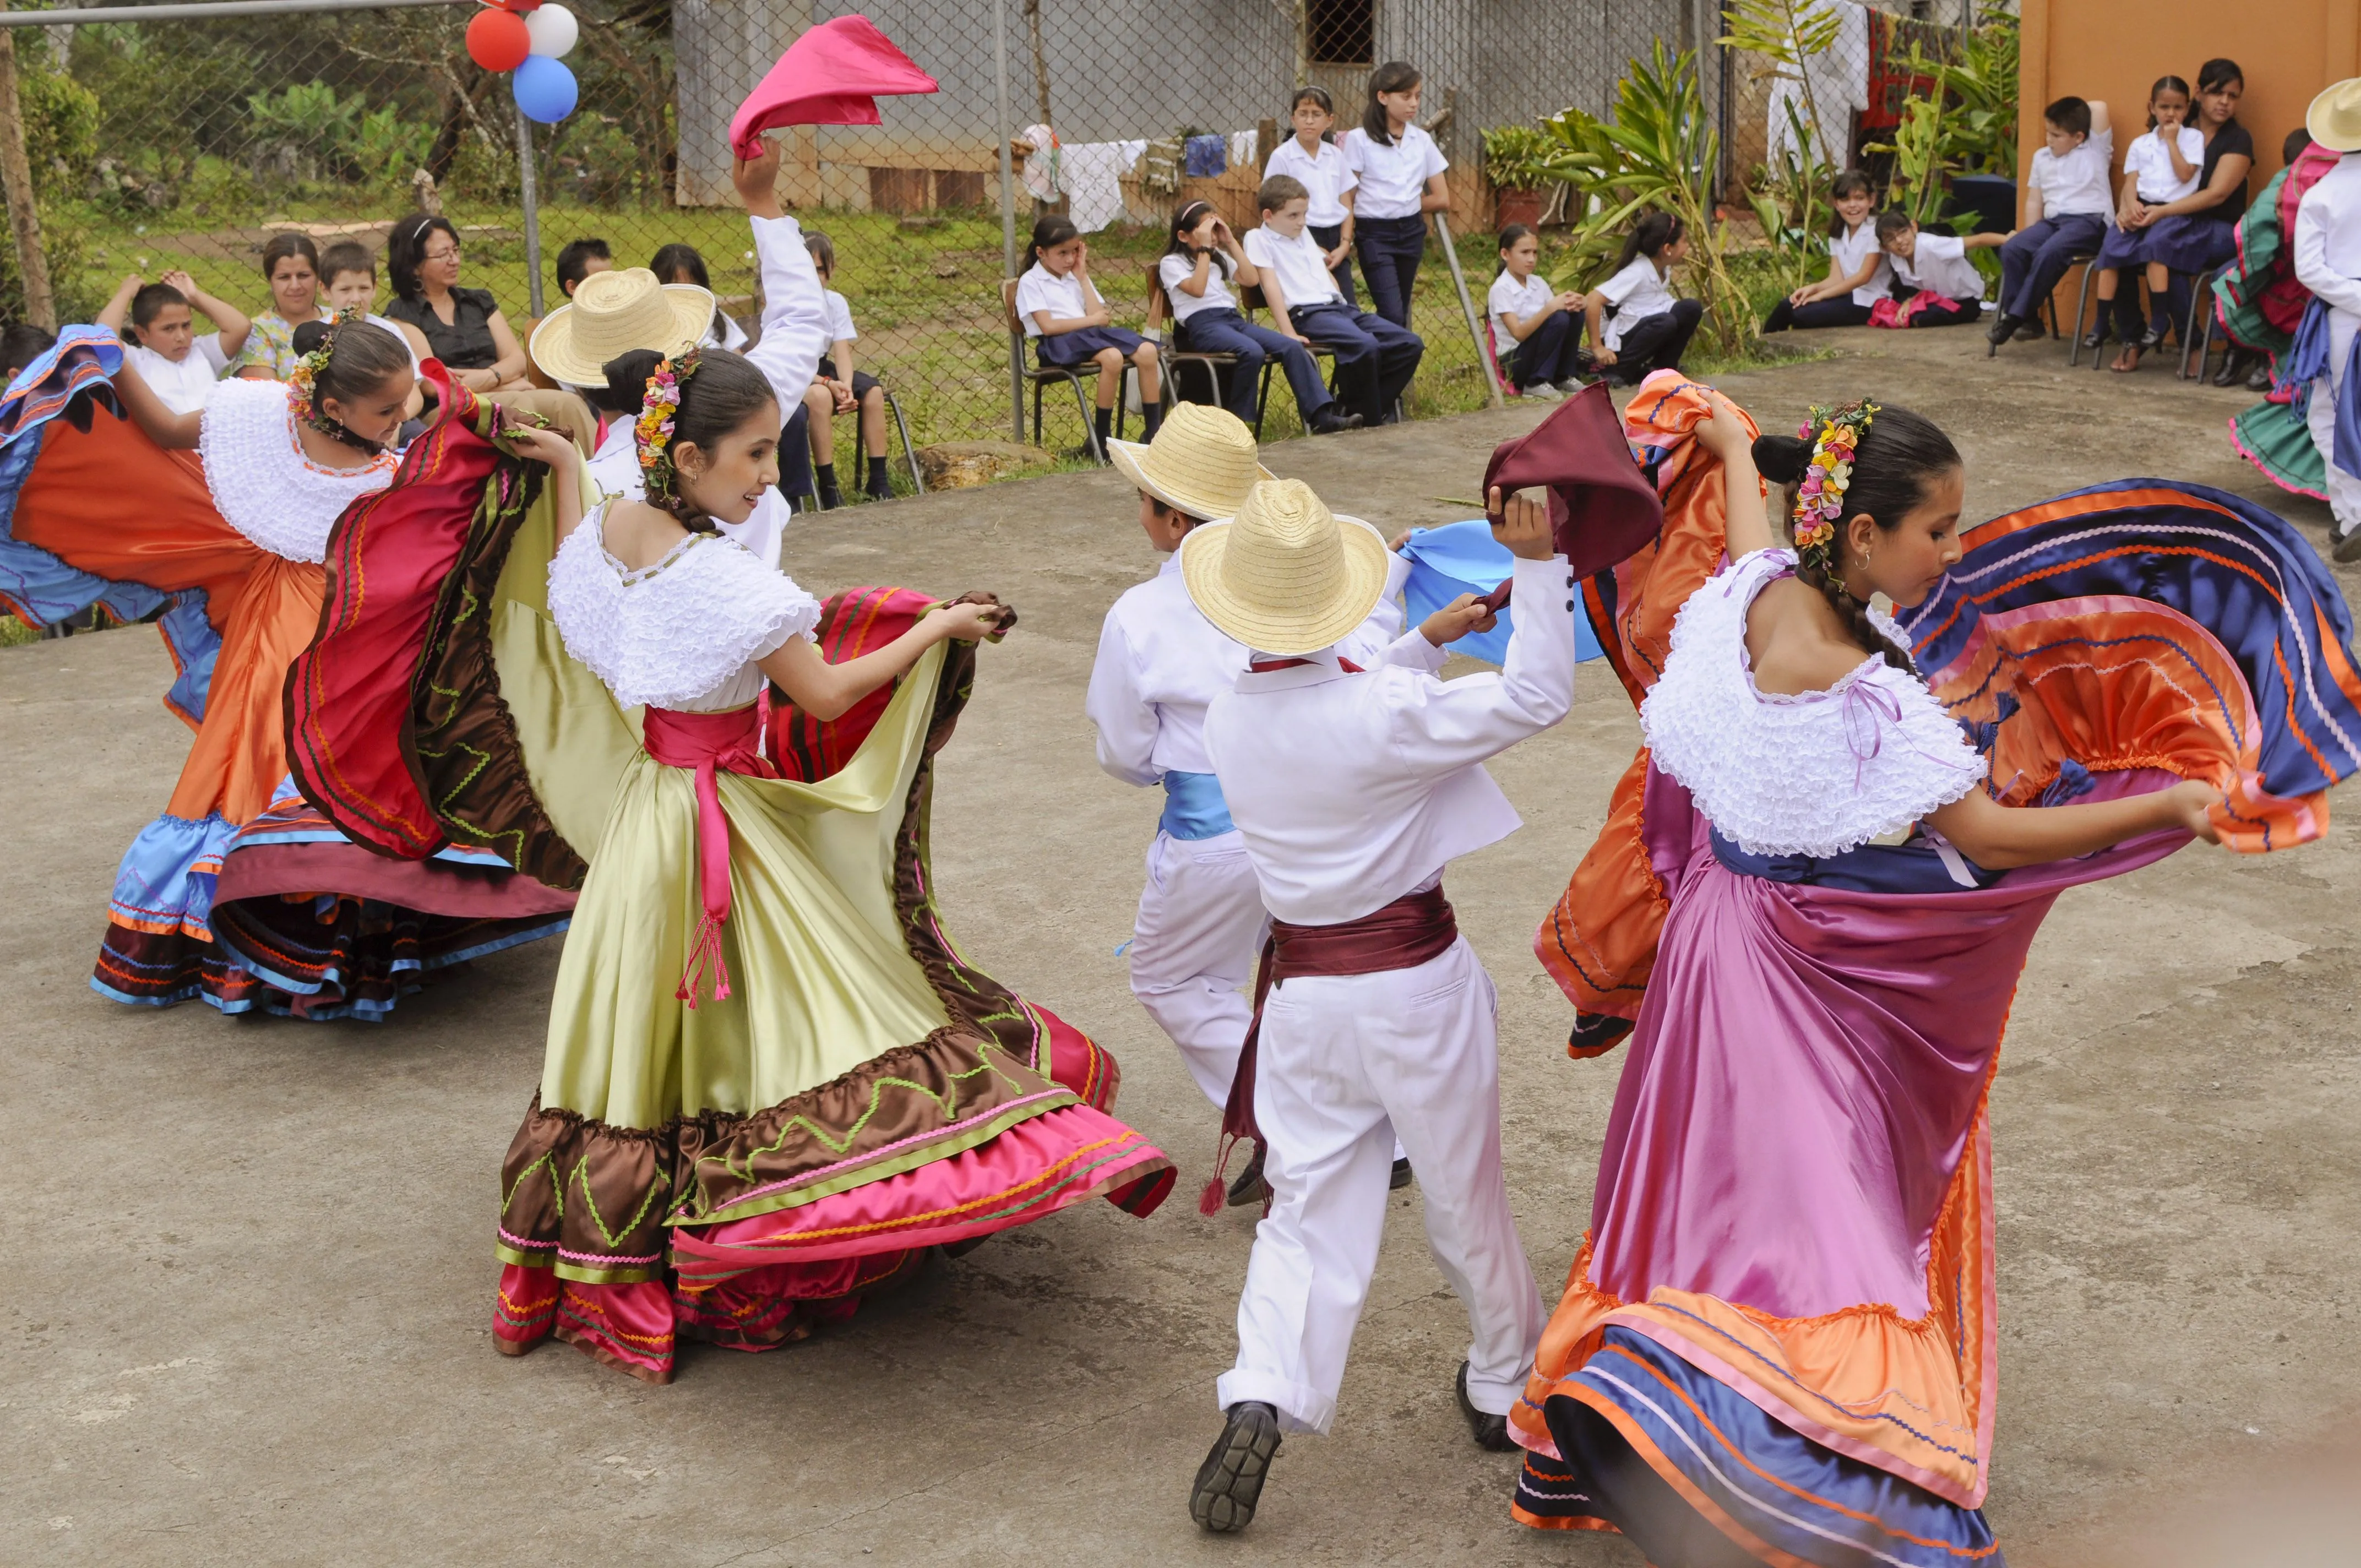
left=284, top=306, right=373, bottom=444
left=1789, top=399, right=1877, bottom=565
left=635, top=346, right=703, bottom=510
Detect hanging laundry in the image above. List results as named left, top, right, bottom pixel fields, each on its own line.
left=1019, top=123, right=1060, bottom=203
left=1766, top=0, right=1869, bottom=168
left=1138, top=137, right=1184, bottom=198
left=1227, top=129, right=1260, bottom=171
left=1063, top=139, right=1147, bottom=233
left=1184, top=134, right=1227, bottom=178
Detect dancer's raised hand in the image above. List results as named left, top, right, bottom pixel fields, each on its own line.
left=1487, top=484, right=1554, bottom=559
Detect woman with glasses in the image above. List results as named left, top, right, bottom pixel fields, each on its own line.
left=385, top=212, right=530, bottom=393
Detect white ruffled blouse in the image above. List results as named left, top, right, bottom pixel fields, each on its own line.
left=546, top=500, right=820, bottom=712
left=1640, top=548, right=1987, bottom=859
left=195, top=376, right=398, bottom=563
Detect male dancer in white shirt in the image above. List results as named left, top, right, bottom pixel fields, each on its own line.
left=1087, top=404, right=1424, bottom=1204
left=1180, top=476, right=1573, bottom=1532
left=2295, top=78, right=2361, bottom=562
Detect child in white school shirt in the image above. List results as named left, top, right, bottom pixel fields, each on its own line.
left=2091, top=75, right=2205, bottom=364
left=96, top=271, right=253, bottom=417
left=1581, top=212, right=1705, bottom=383
left=1873, top=207, right=2004, bottom=328
left=1487, top=222, right=1586, bottom=397
left=1264, top=85, right=1359, bottom=307
left=1340, top=61, right=1449, bottom=328
left=1245, top=176, right=1424, bottom=426
left=1015, top=214, right=1165, bottom=458
left=1180, top=477, right=1568, bottom=1534
left=1762, top=170, right=1890, bottom=332
left=1989, top=96, right=2114, bottom=347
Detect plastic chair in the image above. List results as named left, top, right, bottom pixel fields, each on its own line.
left=1000, top=277, right=1113, bottom=464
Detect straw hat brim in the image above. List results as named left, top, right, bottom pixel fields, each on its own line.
left=530, top=285, right=717, bottom=388
left=2310, top=80, right=2361, bottom=153
left=1106, top=435, right=1276, bottom=522
left=1179, top=513, right=1392, bottom=656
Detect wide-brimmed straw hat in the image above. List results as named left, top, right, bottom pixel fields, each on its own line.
left=1179, top=477, right=1389, bottom=655
left=2310, top=78, right=2361, bottom=154
left=1107, top=402, right=1275, bottom=521
left=529, top=267, right=716, bottom=386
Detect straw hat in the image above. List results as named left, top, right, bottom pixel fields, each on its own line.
left=2309, top=78, right=2361, bottom=154
left=529, top=267, right=716, bottom=387
left=1179, top=477, right=1390, bottom=655
left=1107, top=402, right=1275, bottom=521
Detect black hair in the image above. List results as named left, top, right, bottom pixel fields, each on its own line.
left=800, top=230, right=835, bottom=276
left=1362, top=61, right=1421, bottom=146
left=554, top=236, right=612, bottom=297
left=1826, top=170, right=1874, bottom=237
left=2287, top=126, right=2315, bottom=165
left=2042, top=96, right=2092, bottom=139
left=319, top=239, right=376, bottom=286
left=1750, top=403, right=1961, bottom=673
left=589, top=346, right=663, bottom=418
left=1615, top=210, right=1685, bottom=272
left=259, top=232, right=320, bottom=286
left=1874, top=206, right=1917, bottom=247
left=0, top=322, right=56, bottom=379
left=388, top=212, right=461, bottom=301
left=1164, top=200, right=1233, bottom=280
left=649, top=242, right=712, bottom=290
left=1022, top=215, right=1079, bottom=274
left=1258, top=173, right=1309, bottom=216
left=648, top=348, right=780, bottom=531
left=290, top=317, right=413, bottom=453
left=2197, top=58, right=2244, bottom=97
left=130, top=281, right=189, bottom=331
left=1289, top=84, right=1335, bottom=139
left=1495, top=222, right=1535, bottom=277
left=2146, top=74, right=2191, bottom=130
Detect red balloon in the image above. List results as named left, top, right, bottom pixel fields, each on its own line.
left=466, top=7, right=531, bottom=70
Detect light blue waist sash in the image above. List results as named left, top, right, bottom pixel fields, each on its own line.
left=1158, top=770, right=1235, bottom=840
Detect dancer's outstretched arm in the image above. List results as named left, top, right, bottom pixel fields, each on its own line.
left=759, top=599, right=1004, bottom=721
left=1927, top=777, right=2222, bottom=869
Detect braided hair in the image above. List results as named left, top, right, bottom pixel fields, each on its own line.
left=1750, top=403, right=1960, bottom=674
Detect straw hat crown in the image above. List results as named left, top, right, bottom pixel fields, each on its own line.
left=2309, top=78, right=2361, bottom=154
left=529, top=266, right=716, bottom=386
left=1107, top=402, right=1275, bottom=521
left=1180, top=477, right=1390, bottom=655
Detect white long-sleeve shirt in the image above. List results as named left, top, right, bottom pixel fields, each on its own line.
left=1204, top=552, right=1576, bottom=925
left=1088, top=550, right=1413, bottom=786
left=2294, top=153, right=2361, bottom=322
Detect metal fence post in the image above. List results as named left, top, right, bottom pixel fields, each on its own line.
left=1430, top=214, right=1502, bottom=410
left=0, top=1, right=56, bottom=329
left=513, top=101, right=545, bottom=318
left=993, top=0, right=1021, bottom=444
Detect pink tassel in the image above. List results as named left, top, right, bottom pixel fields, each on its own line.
left=676, top=913, right=733, bottom=1009
left=1196, top=1131, right=1240, bottom=1217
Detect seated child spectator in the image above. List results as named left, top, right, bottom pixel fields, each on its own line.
left=234, top=232, right=328, bottom=379
left=650, top=242, right=749, bottom=349
left=1762, top=170, right=1889, bottom=332
left=1487, top=223, right=1586, bottom=396
left=319, top=239, right=429, bottom=424
left=1243, top=174, right=1422, bottom=425
left=1872, top=208, right=2003, bottom=326
left=1018, top=214, right=1165, bottom=452
left=1988, top=97, right=2114, bottom=347
left=97, top=271, right=252, bottom=416
left=798, top=228, right=896, bottom=505
left=1264, top=85, right=1359, bottom=307
left=1581, top=212, right=1704, bottom=382
left=1162, top=198, right=1360, bottom=433
left=554, top=236, right=612, bottom=301
left=2091, top=76, right=2204, bottom=369
left=1, top=323, right=56, bottom=385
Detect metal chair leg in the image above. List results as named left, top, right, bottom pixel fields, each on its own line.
left=1255, top=360, right=1279, bottom=438
left=2069, top=263, right=2097, bottom=366
left=882, top=388, right=923, bottom=495
left=1067, top=372, right=1104, bottom=463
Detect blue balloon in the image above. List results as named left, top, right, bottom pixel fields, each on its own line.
left=512, top=55, right=577, bottom=123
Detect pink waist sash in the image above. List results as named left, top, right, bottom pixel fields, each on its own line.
left=641, top=703, right=780, bottom=1006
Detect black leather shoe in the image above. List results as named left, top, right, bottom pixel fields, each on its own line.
left=2135, top=326, right=2167, bottom=353
left=1190, top=1401, right=1282, bottom=1532
left=2212, top=349, right=2248, bottom=387
left=1226, top=1143, right=1269, bottom=1207
left=1309, top=406, right=1362, bottom=434
left=1390, top=1157, right=1413, bottom=1191
left=2014, top=318, right=2049, bottom=342
left=1457, top=1362, right=1518, bottom=1451
left=2248, top=361, right=2275, bottom=393
left=2335, top=526, right=2361, bottom=564
left=1984, top=312, right=2020, bottom=346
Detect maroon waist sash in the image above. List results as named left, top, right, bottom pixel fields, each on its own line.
left=1201, top=884, right=1459, bottom=1213
left=640, top=703, right=781, bottom=1007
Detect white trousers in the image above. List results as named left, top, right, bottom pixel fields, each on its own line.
left=2309, top=306, right=2361, bottom=536
left=1129, top=829, right=1267, bottom=1110
left=1215, top=937, right=1543, bottom=1435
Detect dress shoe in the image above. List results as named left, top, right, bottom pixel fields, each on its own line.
left=1190, top=1401, right=1282, bottom=1532
left=1984, top=312, right=2021, bottom=346
left=1457, top=1361, right=1518, bottom=1451
left=1226, top=1143, right=1270, bottom=1207
left=1309, top=405, right=1362, bottom=434
left=2336, top=526, right=2361, bottom=564
left=1390, top=1157, right=1413, bottom=1190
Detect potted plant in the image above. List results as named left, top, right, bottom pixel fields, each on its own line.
left=1483, top=125, right=1557, bottom=229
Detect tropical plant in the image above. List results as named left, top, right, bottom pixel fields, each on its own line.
left=351, top=105, right=435, bottom=188
left=1869, top=94, right=1949, bottom=228
left=1534, top=42, right=1753, bottom=356
left=1928, top=13, right=2019, bottom=177
left=1482, top=124, right=1558, bottom=192
left=246, top=80, right=362, bottom=183
left=1720, top=0, right=1847, bottom=286
left=1720, top=0, right=1845, bottom=168
left=1747, top=97, right=1835, bottom=291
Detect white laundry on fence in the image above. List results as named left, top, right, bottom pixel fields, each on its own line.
left=1766, top=0, right=1869, bottom=168
left=1063, top=139, right=1148, bottom=233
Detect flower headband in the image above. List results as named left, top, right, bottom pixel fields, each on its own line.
left=635, top=346, right=703, bottom=514
left=285, top=306, right=379, bottom=449
left=1789, top=399, right=1878, bottom=568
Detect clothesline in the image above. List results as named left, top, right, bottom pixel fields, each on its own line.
left=1018, top=124, right=1267, bottom=233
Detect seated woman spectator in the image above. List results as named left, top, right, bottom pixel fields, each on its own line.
left=383, top=213, right=530, bottom=393
left=233, top=232, right=330, bottom=380
left=1160, top=199, right=1358, bottom=433
left=2107, top=56, right=2253, bottom=372
left=650, top=242, right=749, bottom=350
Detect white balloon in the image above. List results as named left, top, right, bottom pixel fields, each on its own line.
left=524, top=3, right=577, bottom=59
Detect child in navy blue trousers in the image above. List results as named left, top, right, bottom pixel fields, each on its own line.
left=1018, top=215, right=1164, bottom=451
left=1161, top=200, right=1360, bottom=434
left=1245, top=175, right=1423, bottom=425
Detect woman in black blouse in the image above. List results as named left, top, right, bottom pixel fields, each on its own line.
left=384, top=213, right=530, bottom=393
left=2109, top=58, right=2254, bottom=371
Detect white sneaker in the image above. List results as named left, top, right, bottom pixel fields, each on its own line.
left=1521, top=382, right=1564, bottom=402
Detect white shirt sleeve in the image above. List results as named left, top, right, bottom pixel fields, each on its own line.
left=1597, top=257, right=1652, bottom=307
left=1334, top=146, right=1357, bottom=197
left=2296, top=179, right=2361, bottom=318
left=1157, top=252, right=1195, bottom=295
left=1917, top=232, right=1966, bottom=264
left=743, top=214, right=828, bottom=415
left=1383, top=553, right=1574, bottom=779
left=1084, top=610, right=1163, bottom=786
left=1242, top=228, right=1274, bottom=270
left=824, top=291, right=858, bottom=343
left=1419, top=129, right=1448, bottom=178
left=195, top=333, right=231, bottom=374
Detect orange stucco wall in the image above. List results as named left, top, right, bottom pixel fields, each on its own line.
left=2020, top=0, right=2361, bottom=192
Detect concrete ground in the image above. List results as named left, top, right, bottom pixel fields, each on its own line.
left=4, top=327, right=2358, bottom=1566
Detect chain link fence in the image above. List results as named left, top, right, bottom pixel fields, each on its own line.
left=4, top=0, right=1733, bottom=483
